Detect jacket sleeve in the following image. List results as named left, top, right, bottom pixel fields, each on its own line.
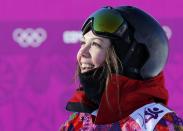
left=60, top=113, right=83, bottom=131
left=154, top=112, right=183, bottom=131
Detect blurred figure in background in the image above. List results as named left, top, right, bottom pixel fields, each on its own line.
left=60, top=6, right=183, bottom=130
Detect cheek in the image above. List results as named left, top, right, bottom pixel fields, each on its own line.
left=92, top=51, right=106, bottom=66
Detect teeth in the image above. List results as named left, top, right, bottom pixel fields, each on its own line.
left=80, top=63, right=94, bottom=72
left=81, top=63, right=94, bottom=68
left=82, top=67, right=93, bottom=72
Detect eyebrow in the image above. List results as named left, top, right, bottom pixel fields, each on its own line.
left=81, top=37, right=104, bottom=43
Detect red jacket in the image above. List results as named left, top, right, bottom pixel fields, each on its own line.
left=61, top=73, right=183, bottom=130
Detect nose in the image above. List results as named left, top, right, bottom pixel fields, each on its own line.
left=79, top=44, right=91, bottom=58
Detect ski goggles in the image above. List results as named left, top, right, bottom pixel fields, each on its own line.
left=82, top=6, right=128, bottom=39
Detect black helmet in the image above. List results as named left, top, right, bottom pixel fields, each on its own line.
left=81, top=6, right=168, bottom=80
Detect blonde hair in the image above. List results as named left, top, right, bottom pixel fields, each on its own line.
left=105, top=45, right=123, bottom=79
left=105, top=45, right=123, bottom=114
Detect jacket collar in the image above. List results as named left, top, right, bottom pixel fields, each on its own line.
left=66, top=72, right=168, bottom=124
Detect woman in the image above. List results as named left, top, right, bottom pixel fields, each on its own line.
left=60, top=6, right=183, bottom=130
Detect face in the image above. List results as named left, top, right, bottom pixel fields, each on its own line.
left=77, top=30, right=111, bottom=73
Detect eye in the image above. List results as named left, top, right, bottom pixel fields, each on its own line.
left=91, top=42, right=101, bottom=48
left=80, top=41, right=85, bottom=46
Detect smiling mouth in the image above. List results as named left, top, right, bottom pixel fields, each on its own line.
left=80, top=63, right=95, bottom=73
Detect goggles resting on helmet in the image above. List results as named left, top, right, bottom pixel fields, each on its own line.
left=82, top=6, right=128, bottom=39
